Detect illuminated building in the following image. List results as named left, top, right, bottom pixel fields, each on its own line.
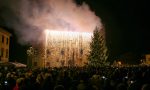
left=0, top=28, right=11, bottom=62
left=144, top=54, right=150, bottom=65
left=29, top=30, right=92, bottom=68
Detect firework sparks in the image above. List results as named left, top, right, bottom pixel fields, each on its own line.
left=43, top=29, right=92, bottom=67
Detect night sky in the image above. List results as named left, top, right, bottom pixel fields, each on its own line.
left=0, top=0, right=149, bottom=64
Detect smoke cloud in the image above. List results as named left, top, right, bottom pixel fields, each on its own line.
left=0, top=0, right=102, bottom=45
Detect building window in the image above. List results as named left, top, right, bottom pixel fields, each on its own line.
left=1, top=48, right=4, bottom=57
left=148, top=58, right=150, bottom=61
left=0, top=48, right=2, bottom=56
left=34, top=62, right=37, bottom=66
left=46, top=62, right=50, bottom=66
left=6, top=38, right=9, bottom=45
left=2, top=35, right=4, bottom=43
left=0, top=48, right=1, bottom=60
left=6, top=49, right=8, bottom=58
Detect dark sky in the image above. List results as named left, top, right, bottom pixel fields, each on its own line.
left=0, top=0, right=149, bottom=64
left=84, top=0, right=149, bottom=62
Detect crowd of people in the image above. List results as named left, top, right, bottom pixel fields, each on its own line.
left=0, top=65, right=150, bottom=90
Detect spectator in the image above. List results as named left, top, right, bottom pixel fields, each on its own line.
left=141, top=84, right=150, bottom=90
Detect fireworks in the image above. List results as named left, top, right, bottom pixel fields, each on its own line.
left=44, top=29, right=92, bottom=67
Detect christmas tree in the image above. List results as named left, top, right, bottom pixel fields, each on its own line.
left=88, top=26, right=108, bottom=67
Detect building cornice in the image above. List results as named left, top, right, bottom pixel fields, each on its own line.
left=0, top=27, right=12, bottom=37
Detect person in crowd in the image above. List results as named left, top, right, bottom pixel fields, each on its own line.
left=0, top=65, right=149, bottom=90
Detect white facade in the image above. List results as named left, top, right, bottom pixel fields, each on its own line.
left=45, top=31, right=92, bottom=67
